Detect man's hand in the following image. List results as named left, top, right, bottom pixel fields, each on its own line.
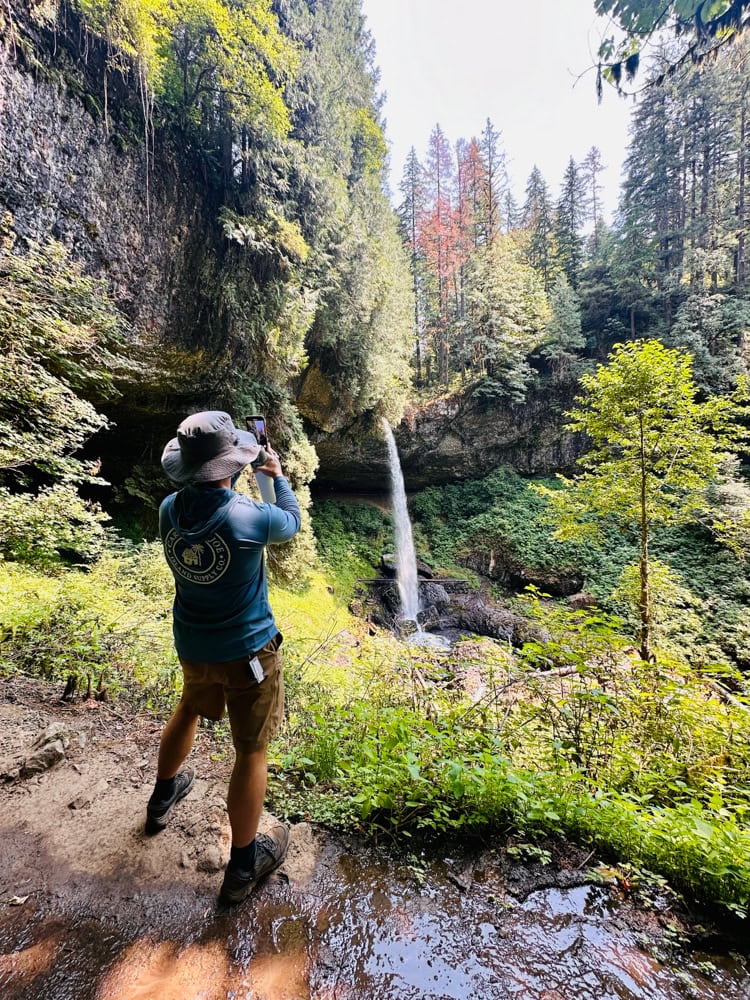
left=255, top=445, right=283, bottom=479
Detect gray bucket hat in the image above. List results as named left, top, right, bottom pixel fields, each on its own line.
left=161, top=411, right=263, bottom=485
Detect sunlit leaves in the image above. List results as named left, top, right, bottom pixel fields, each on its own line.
left=0, top=223, right=133, bottom=481
left=73, top=0, right=297, bottom=137
left=594, top=0, right=750, bottom=92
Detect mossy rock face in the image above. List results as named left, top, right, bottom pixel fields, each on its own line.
left=296, top=363, right=354, bottom=433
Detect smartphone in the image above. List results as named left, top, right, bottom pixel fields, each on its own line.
left=246, top=414, right=268, bottom=447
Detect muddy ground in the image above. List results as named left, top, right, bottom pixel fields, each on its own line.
left=0, top=674, right=748, bottom=1000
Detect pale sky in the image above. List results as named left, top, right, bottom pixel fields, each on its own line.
left=360, top=0, right=634, bottom=221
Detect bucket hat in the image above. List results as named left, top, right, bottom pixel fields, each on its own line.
left=161, top=411, right=264, bottom=485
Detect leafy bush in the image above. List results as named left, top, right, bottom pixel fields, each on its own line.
left=0, top=220, right=132, bottom=484
left=0, top=543, right=177, bottom=705
left=0, top=220, right=139, bottom=567
left=0, top=484, right=110, bottom=566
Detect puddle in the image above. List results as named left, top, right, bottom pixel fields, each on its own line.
left=1, top=839, right=747, bottom=1000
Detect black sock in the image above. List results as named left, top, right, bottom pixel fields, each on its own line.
left=152, top=776, right=176, bottom=802
left=230, top=840, right=257, bottom=871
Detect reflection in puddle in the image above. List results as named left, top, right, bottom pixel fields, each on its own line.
left=0, top=929, right=64, bottom=988
left=1, top=845, right=748, bottom=1000
left=97, top=940, right=230, bottom=1000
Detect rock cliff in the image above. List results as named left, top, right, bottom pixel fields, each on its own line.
left=311, top=382, right=583, bottom=490
left=1, top=10, right=231, bottom=399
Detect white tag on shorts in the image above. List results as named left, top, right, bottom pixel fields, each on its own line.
left=249, top=656, right=265, bottom=684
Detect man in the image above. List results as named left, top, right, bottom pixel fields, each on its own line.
left=146, top=410, right=301, bottom=905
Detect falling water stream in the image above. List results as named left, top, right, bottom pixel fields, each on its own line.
left=381, top=418, right=420, bottom=624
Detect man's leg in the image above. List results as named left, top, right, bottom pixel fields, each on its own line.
left=220, top=742, right=288, bottom=902
left=220, top=642, right=288, bottom=902
left=146, top=700, right=199, bottom=832
left=227, top=746, right=268, bottom=848
left=157, top=699, right=200, bottom=778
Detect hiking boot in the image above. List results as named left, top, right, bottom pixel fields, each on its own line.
left=219, top=823, right=289, bottom=905
left=145, top=767, right=195, bottom=833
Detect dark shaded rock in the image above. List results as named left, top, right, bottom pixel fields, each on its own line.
left=380, top=554, right=397, bottom=577
left=416, top=606, right=440, bottom=630
left=380, top=554, right=435, bottom=579
left=458, top=544, right=583, bottom=597
left=513, top=568, right=584, bottom=598
left=1, top=50, right=222, bottom=406
left=353, top=577, right=545, bottom=647
left=380, top=583, right=402, bottom=616
left=416, top=559, right=436, bottom=579
left=396, top=620, right=419, bottom=638
left=503, top=862, right=591, bottom=902
left=443, top=596, right=548, bottom=646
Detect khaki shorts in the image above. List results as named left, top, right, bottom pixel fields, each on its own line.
left=179, top=633, right=284, bottom=753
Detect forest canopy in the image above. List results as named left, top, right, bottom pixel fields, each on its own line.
left=399, top=31, right=750, bottom=401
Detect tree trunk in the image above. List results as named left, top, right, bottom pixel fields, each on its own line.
left=639, top=414, right=653, bottom=663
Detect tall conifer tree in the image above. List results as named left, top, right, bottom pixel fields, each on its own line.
left=554, top=157, right=587, bottom=289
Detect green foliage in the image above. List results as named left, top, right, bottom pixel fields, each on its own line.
left=538, top=274, right=585, bottom=383
left=667, top=283, right=750, bottom=394
left=0, top=543, right=178, bottom=705
left=543, top=340, right=746, bottom=540
left=553, top=157, right=587, bottom=289
left=306, top=174, right=415, bottom=421
left=0, top=219, right=131, bottom=483
left=0, top=485, right=110, bottom=566
left=464, top=235, right=551, bottom=401
left=312, top=500, right=392, bottom=593
left=0, top=220, right=139, bottom=567
left=595, top=0, right=750, bottom=93
left=72, top=0, right=297, bottom=138
left=609, top=559, right=704, bottom=657
left=349, top=107, right=388, bottom=183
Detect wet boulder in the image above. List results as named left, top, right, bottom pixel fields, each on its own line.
left=567, top=592, right=597, bottom=611
left=420, top=582, right=450, bottom=609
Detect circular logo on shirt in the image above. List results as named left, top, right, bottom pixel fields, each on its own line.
left=164, top=530, right=231, bottom=585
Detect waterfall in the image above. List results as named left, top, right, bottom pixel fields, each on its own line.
left=381, top=418, right=420, bottom=623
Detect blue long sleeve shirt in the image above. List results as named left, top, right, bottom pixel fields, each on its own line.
left=158, top=476, right=301, bottom=662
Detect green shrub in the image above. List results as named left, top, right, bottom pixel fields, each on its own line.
left=0, top=543, right=177, bottom=705
left=0, top=484, right=110, bottom=566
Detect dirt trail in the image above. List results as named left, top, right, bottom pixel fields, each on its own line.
left=1, top=675, right=748, bottom=1000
